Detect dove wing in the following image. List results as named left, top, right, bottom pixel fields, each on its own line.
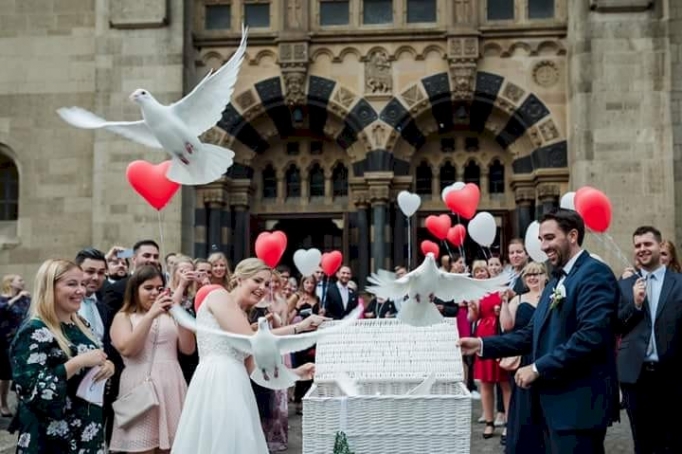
left=168, top=306, right=253, bottom=354
left=275, top=305, right=364, bottom=355
left=56, top=107, right=162, bottom=149
left=170, top=25, right=248, bottom=136
left=434, top=270, right=512, bottom=303
left=365, top=272, right=411, bottom=301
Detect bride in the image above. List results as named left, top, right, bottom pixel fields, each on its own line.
left=172, top=258, right=322, bottom=453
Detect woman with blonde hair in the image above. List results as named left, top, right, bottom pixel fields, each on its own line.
left=207, top=252, right=231, bottom=289
left=172, top=258, right=326, bottom=453
left=10, top=259, right=115, bottom=453
left=661, top=240, right=682, bottom=273
left=0, top=274, right=31, bottom=417
left=109, top=265, right=195, bottom=453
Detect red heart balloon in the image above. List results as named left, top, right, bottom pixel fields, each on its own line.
left=194, top=284, right=225, bottom=312
left=255, top=231, right=287, bottom=268
left=445, top=183, right=480, bottom=220
left=421, top=240, right=440, bottom=258
left=321, top=251, right=343, bottom=276
left=425, top=214, right=451, bottom=240
left=126, top=160, right=180, bottom=210
left=574, top=186, right=612, bottom=233
left=447, top=224, right=467, bottom=247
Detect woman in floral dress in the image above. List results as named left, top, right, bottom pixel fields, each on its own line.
left=10, top=259, right=116, bottom=453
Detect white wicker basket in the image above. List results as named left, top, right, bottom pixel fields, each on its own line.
left=302, top=319, right=471, bottom=454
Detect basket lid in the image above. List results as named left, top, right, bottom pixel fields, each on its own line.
left=313, top=318, right=464, bottom=382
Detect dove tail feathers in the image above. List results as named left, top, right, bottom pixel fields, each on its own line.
left=397, top=301, right=444, bottom=327
left=250, top=366, right=299, bottom=390
left=168, top=306, right=199, bottom=332
left=167, top=143, right=235, bottom=186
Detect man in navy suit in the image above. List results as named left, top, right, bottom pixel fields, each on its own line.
left=458, top=208, right=620, bottom=454
left=322, top=265, right=358, bottom=320
left=618, top=226, right=682, bottom=453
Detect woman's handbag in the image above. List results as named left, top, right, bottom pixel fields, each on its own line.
left=499, top=355, right=521, bottom=371
left=112, top=319, right=160, bottom=428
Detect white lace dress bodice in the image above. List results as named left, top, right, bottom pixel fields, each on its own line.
left=195, top=303, right=249, bottom=363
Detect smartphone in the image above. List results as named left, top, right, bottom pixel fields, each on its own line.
left=299, top=308, right=313, bottom=317
left=117, top=248, right=134, bottom=259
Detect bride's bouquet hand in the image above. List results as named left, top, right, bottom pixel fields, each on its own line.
left=294, top=363, right=315, bottom=381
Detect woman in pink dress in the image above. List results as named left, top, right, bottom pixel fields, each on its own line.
left=109, top=265, right=196, bottom=453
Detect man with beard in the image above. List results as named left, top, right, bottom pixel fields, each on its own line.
left=458, top=208, right=620, bottom=454
left=618, top=226, right=682, bottom=453
left=323, top=265, right=358, bottom=320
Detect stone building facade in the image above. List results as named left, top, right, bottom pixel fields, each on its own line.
left=0, top=0, right=679, bottom=286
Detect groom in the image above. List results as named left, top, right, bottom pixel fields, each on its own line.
left=458, top=208, right=620, bottom=454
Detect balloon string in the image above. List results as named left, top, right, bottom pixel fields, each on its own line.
left=603, top=233, right=633, bottom=269
left=443, top=240, right=454, bottom=263
left=157, top=210, right=166, bottom=262
left=407, top=216, right=412, bottom=271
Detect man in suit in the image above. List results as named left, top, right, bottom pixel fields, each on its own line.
left=618, top=226, right=682, bottom=453
left=322, top=265, right=358, bottom=320
left=458, top=208, right=620, bottom=454
left=103, top=239, right=161, bottom=315
left=74, top=247, right=118, bottom=444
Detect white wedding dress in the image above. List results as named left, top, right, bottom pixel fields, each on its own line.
left=172, top=303, right=268, bottom=454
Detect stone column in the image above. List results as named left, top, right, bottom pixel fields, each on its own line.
left=537, top=183, right=560, bottom=216
left=514, top=187, right=536, bottom=238
left=353, top=191, right=370, bottom=290
left=207, top=201, right=223, bottom=251
left=230, top=179, right=253, bottom=264
left=392, top=177, right=413, bottom=268
left=366, top=172, right=393, bottom=272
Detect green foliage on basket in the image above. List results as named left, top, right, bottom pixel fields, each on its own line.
left=333, top=431, right=354, bottom=454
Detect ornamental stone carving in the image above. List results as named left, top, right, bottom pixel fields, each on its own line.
left=365, top=50, right=392, bottom=94
left=532, top=61, right=560, bottom=87
left=283, top=72, right=306, bottom=106
left=448, top=36, right=479, bottom=101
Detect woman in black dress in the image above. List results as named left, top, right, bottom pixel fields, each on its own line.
left=499, top=261, right=547, bottom=453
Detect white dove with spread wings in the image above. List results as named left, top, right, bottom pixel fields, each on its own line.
left=366, top=253, right=512, bottom=327
left=170, top=304, right=363, bottom=390
left=56, top=27, right=249, bottom=186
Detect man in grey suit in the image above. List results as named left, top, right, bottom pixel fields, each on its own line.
left=618, top=225, right=682, bottom=454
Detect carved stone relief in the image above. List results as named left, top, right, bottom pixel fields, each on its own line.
left=371, top=123, right=387, bottom=148
left=365, top=50, right=392, bottom=94
left=283, top=72, right=306, bottom=106
left=333, top=87, right=356, bottom=108
left=401, top=85, right=425, bottom=107
left=448, top=37, right=479, bottom=101
left=502, top=82, right=526, bottom=103
left=538, top=119, right=560, bottom=142
left=532, top=61, right=560, bottom=87
left=236, top=90, right=257, bottom=110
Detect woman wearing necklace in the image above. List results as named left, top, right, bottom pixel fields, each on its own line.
left=498, top=261, right=548, bottom=453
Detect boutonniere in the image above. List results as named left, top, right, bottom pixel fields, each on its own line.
left=549, top=284, right=566, bottom=310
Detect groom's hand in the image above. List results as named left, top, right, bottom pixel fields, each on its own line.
left=515, top=365, right=539, bottom=388
left=457, top=337, right=482, bottom=356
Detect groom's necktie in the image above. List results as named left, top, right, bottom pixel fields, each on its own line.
left=645, top=274, right=657, bottom=357
left=551, top=268, right=565, bottom=281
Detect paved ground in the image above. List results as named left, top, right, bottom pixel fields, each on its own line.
left=0, top=396, right=634, bottom=453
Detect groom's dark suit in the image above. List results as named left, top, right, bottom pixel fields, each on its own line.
left=481, top=251, right=620, bottom=453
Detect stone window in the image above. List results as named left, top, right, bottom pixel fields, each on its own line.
left=487, top=0, right=514, bottom=20
left=309, top=163, right=325, bottom=197
left=311, top=141, right=324, bottom=155
left=363, top=0, right=393, bottom=25
left=528, top=0, right=554, bottom=19
left=332, top=163, right=348, bottom=197
left=415, top=160, right=432, bottom=195
left=488, top=159, right=505, bottom=194
left=439, top=162, right=456, bottom=192
left=407, top=0, right=436, bottom=23
left=286, top=164, right=301, bottom=198
left=0, top=153, right=18, bottom=221
left=320, top=0, right=349, bottom=26
left=245, top=1, right=270, bottom=28
left=262, top=164, right=277, bottom=199
left=441, top=138, right=455, bottom=153
left=205, top=3, right=231, bottom=30
left=286, top=142, right=300, bottom=156
left=463, top=160, right=480, bottom=187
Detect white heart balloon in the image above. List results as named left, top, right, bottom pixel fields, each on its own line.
left=560, top=192, right=576, bottom=210
left=293, top=248, right=322, bottom=277
left=468, top=211, right=497, bottom=247
left=397, top=191, right=421, bottom=217
left=524, top=221, right=548, bottom=263
left=440, top=181, right=466, bottom=203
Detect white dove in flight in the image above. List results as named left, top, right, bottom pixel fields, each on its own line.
left=169, top=304, right=364, bottom=390
left=56, top=26, right=249, bottom=186
left=366, top=253, right=512, bottom=327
